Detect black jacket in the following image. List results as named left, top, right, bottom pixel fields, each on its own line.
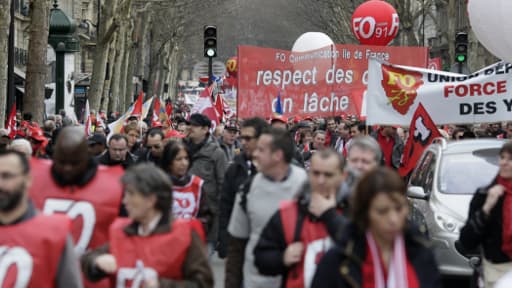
left=312, top=222, right=441, bottom=288
left=218, top=153, right=256, bottom=258
left=457, top=179, right=511, bottom=263
left=253, top=183, right=348, bottom=286
left=96, top=150, right=137, bottom=169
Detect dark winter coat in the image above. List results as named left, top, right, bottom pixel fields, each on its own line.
left=457, top=178, right=512, bottom=263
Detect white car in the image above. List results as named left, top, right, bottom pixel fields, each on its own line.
left=407, top=138, right=504, bottom=276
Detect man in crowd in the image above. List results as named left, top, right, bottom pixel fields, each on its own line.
left=218, top=120, right=241, bottom=164
left=0, top=150, right=83, bottom=287
left=339, top=136, right=382, bottom=203
left=372, top=125, right=404, bottom=169
left=303, top=130, right=326, bottom=170
left=123, top=122, right=143, bottom=157
left=270, top=115, right=288, bottom=130
left=333, top=121, right=351, bottom=156
left=254, top=149, right=347, bottom=288
left=87, top=133, right=107, bottom=157
left=185, top=113, right=227, bottom=248
left=138, top=128, right=165, bottom=165
left=9, top=138, right=32, bottom=158
left=349, top=122, right=365, bottom=138
left=218, top=117, right=269, bottom=258
left=226, top=127, right=307, bottom=288
left=325, top=117, right=338, bottom=147
left=97, top=134, right=137, bottom=169
left=28, top=127, right=124, bottom=288
left=43, top=119, right=56, bottom=139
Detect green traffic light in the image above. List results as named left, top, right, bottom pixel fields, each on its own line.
left=456, top=55, right=466, bottom=63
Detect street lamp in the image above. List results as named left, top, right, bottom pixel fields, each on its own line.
left=48, top=0, right=80, bottom=114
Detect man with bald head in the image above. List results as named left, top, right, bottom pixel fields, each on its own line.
left=28, top=127, right=124, bottom=288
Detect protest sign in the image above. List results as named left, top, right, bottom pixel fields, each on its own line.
left=237, top=45, right=428, bottom=118
left=367, top=59, right=512, bottom=125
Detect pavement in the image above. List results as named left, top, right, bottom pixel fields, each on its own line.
left=210, top=253, right=226, bottom=288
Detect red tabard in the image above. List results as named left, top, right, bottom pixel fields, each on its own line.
left=109, top=218, right=193, bottom=287
left=172, top=175, right=204, bottom=219
left=280, top=200, right=336, bottom=288
left=0, top=214, right=70, bottom=288
left=29, top=158, right=123, bottom=288
left=29, top=158, right=123, bottom=253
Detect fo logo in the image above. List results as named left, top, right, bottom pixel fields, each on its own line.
left=381, top=65, right=424, bottom=115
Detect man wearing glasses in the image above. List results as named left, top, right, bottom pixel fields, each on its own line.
left=138, top=128, right=165, bottom=165
left=218, top=117, right=270, bottom=258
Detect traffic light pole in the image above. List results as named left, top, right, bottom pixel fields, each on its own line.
left=458, top=62, right=462, bottom=74
left=208, top=56, right=213, bottom=86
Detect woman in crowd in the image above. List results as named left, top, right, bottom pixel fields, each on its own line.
left=457, top=141, right=512, bottom=287
left=160, top=140, right=212, bottom=234
left=312, top=167, right=440, bottom=288
left=81, top=163, right=213, bottom=287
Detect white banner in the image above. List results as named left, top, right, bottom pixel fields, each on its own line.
left=366, top=59, right=512, bottom=125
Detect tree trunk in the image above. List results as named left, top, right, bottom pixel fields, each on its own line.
left=25, top=0, right=49, bottom=124
left=88, top=0, right=118, bottom=112
left=136, top=12, right=151, bottom=81
left=110, top=25, right=126, bottom=113
left=0, top=0, right=10, bottom=125
left=167, top=46, right=180, bottom=100
left=119, top=20, right=133, bottom=113
left=106, top=33, right=118, bottom=113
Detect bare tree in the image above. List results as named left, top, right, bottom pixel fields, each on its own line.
left=88, top=0, right=119, bottom=112
left=25, top=0, right=49, bottom=124
left=0, top=0, right=11, bottom=124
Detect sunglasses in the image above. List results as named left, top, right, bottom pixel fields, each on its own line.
left=240, top=135, right=256, bottom=141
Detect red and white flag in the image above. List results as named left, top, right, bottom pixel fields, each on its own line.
left=398, top=104, right=442, bottom=177
left=5, top=103, right=16, bottom=139
left=84, top=99, right=93, bottom=136
left=165, top=101, right=173, bottom=118
left=190, top=84, right=219, bottom=129
left=131, top=90, right=144, bottom=119
left=215, top=93, right=225, bottom=122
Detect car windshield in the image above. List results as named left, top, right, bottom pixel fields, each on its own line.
left=439, top=148, right=500, bottom=194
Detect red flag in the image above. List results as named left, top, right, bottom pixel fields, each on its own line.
left=131, top=90, right=144, bottom=118
left=165, top=101, right=173, bottom=118
left=5, top=103, right=16, bottom=139
left=152, top=96, right=161, bottom=125
left=398, top=104, right=442, bottom=177
left=190, top=84, right=219, bottom=129
left=215, top=93, right=224, bottom=122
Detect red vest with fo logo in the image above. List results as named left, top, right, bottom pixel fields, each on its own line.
left=29, top=158, right=123, bottom=254
left=0, top=214, right=70, bottom=288
left=172, top=175, right=204, bottom=219
left=29, top=158, right=123, bottom=288
left=109, top=218, right=193, bottom=287
left=280, top=200, right=336, bottom=288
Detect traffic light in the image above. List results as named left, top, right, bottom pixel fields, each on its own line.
left=455, top=32, right=468, bottom=64
left=204, top=25, right=217, bottom=58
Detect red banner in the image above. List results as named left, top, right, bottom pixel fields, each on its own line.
left=237, top=44, right=428, bottom=119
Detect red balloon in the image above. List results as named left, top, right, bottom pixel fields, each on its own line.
left=351, top=0, right=399, bottom=46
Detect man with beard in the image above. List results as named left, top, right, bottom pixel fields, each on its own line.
left=28, top=127, right=124, bottom=288
left=96, top=134, right=137, bottom=169
left=0, top=150, right=82, bottom=287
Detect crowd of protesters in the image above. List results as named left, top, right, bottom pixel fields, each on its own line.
left=2, top=106, right=512, bottom=288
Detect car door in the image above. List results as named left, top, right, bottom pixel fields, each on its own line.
left=408, top=149, right=438, bottom=236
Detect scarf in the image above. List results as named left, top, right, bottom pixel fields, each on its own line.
left=497, top=176, right=512, bottom=258
left=362, top=232, right=419, bottom=288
